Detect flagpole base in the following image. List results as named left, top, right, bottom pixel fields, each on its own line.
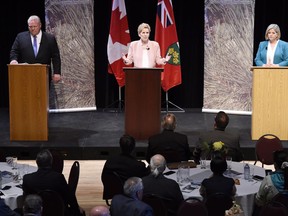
left=161, top=91, right=185, bottom=113
left=103, top=86, right=124, bottom=113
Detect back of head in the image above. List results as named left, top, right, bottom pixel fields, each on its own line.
left=89, top=205, right=110, bottom=216
left=123, top=177, right=143, bottom=199
left=36, top=149, right=53, bottom=168
left=150, top=154, right=166, bottom=177
left=161, top=113, right=176, bottom=131
left=273, top=150, right=288, bottom=170
left=23, top=194, right=43, bottom=215
left=210, top=156, right=227, bottom=175
left=215, top=111, right=229, bottom=131
left=119, top=134, right=135, bottom=155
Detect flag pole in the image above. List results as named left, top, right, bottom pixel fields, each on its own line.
left=162, top=91, right=185, bottom=113
left=103, top=86, right=124, bottom=113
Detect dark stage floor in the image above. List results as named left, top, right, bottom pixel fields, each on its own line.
left=1, top=108, right=287, bottom=160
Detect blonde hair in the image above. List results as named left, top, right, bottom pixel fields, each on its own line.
left=265, top=24, right=281, bottom=40
left=137, top=23, right=151, bottom=34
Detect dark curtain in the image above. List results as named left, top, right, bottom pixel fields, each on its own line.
left=0, top=0, right=288, bottom=109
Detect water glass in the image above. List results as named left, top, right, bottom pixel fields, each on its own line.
left=12, top=156, right=18, bottom=170
left=200, top=156, right=206, bottom=169
left=177, top=163, right=190, bottom=185
left=248, top=166, right=254, bottom=182
left=226, top=156, right=232, bottom=170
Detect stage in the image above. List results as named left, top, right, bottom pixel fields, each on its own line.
left=1, top=108, right=286, bottom=160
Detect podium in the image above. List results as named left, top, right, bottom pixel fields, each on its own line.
left=8, top=64, right=49, bottom=141
left=123, top=67, right=163, bottom=140
left=251, top=66, right=288, bottom=140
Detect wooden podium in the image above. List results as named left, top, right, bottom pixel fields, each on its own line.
left=251, top=66, right=288, bottom=140
left=123, top=67, right=163, bottom=140
left=8, top=64, right=49, bottom=141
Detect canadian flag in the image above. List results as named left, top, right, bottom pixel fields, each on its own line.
left=155, top=0, right=182, bottom=92
left=107, top=0, right=131, bottom=87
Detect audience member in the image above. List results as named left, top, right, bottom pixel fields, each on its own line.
left=23, top=194, right=43, bottom=216
left=89, top=205, right=110, bottom=216
left=193, top=111, right=243, bottom=163
left=0, top=197, right=20, bottom=216
left=199, top=156, right=236, bottom=201
left=146, top=113, right=190, bottom=163
left=102, top=134, right=150, bottom=183
left=22, top=149, right=85, bottom=216
left=142, top=154, right=184, bottom=216
left=254, top=150, right=288, bottom=206
left=110, top=177, right=153, bottom=216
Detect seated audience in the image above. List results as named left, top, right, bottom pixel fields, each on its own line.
left=146, top=113, right=190, bottom=163
left=254, top=150, right=288, bottom=206
left=102, top=134, right=150, bottom=183
left=110, top=177, right=153, bottom=216
left=0, top=197, right=20, bottom=216
left=23, top=194, right=43, bottom=216
left=193, top=111, right=243, bottom=163
left=199, top=156, right=236, bottom=201
left=22, top=149, right=85, bottom=216
left=89, top=205, right=110, bottom=216
left=142, top=154, right=184, bottom=216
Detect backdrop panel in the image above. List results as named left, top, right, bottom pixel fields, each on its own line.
left=45, top=0, right=95, bottom=112
left=203, top=0, right=255, bottom=113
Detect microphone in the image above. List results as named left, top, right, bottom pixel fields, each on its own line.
left=146, top=47, right=150, bottom=50
left=266, top=47, right=267, bottom=50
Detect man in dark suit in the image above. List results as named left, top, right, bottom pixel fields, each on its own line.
left=110, top=177, right=153, bottom=216
left=10, top=15, right=61, bottom=83
left=22, top=149, right=84, bottom=216
left=193, top=111, right=243, bottom=163
left=142, top=154, right=184, bottom=216
left=146, top=113, right=190, bottom=163
left=102, top=134, right=150, bottom=183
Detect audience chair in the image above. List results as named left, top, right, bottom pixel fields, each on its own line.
left=205, top=193, right=233, bottom=216
left=50, top=149, right=64, bottom=173
left=68, top=160, right=80, bottom=195
left=177, top=197, right=208, bottom=216
left=38, top=189, right=65, bottom=216
left=142, top=194, right=168, bottom=216
left=101, top=170, right=124, bottom=206
left=259, top=200, right=288, bottom=216
left=254, top=134, right=283, bottom=168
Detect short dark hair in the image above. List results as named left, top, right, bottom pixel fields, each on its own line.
left=273, top=150, right=288, bottom=169
left=119, top=135, right=135, bottom=155
left=23, top=194, right=43, bottom=214
left=36, top=149, right=53, bottom=168
left=215, top=111, right=229, bottom=130
left=210, top=156, right=227, bottom=175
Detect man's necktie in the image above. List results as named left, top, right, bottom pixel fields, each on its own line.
left=33, top=36, right=37, bottom=56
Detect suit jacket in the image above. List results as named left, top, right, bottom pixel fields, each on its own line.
left=254, top=39, right=288, bottom=66
left=110, top=194, right=153, bottom=216
left=102, top=154, right=150, bottom=182
left=22, top=167, right=80, bottom=215
left=194, top=129, right=243, bottom=162
left=126, top=39, right=164, bottom=67
left=146, top=129, right=191, bottom=163
left=142, top=174, right=184, bottom=216
left=10, top=31, right=61, bottom=75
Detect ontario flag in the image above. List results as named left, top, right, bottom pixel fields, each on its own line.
left=107, top=0, right=131, bottom=87
left=155, top=0, right=181, bottom=92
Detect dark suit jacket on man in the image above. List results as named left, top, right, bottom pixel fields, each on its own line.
left=196, top=129, right=243, bottom=161
left=142, top=174, right=184, bottom=216
left=10, top=31, right=61, bottom=77
left=22, top=167, right=80, bottom=215
left=102, top=154, right=150, bottom=182
left=146, top=129, right=190, bottom=163
left=110, top=194, right=153, bottom=216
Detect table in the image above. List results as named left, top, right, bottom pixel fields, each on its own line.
left=0, top=162, right=37, bottom=210
left=165, top=161, right=266, bottom=216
